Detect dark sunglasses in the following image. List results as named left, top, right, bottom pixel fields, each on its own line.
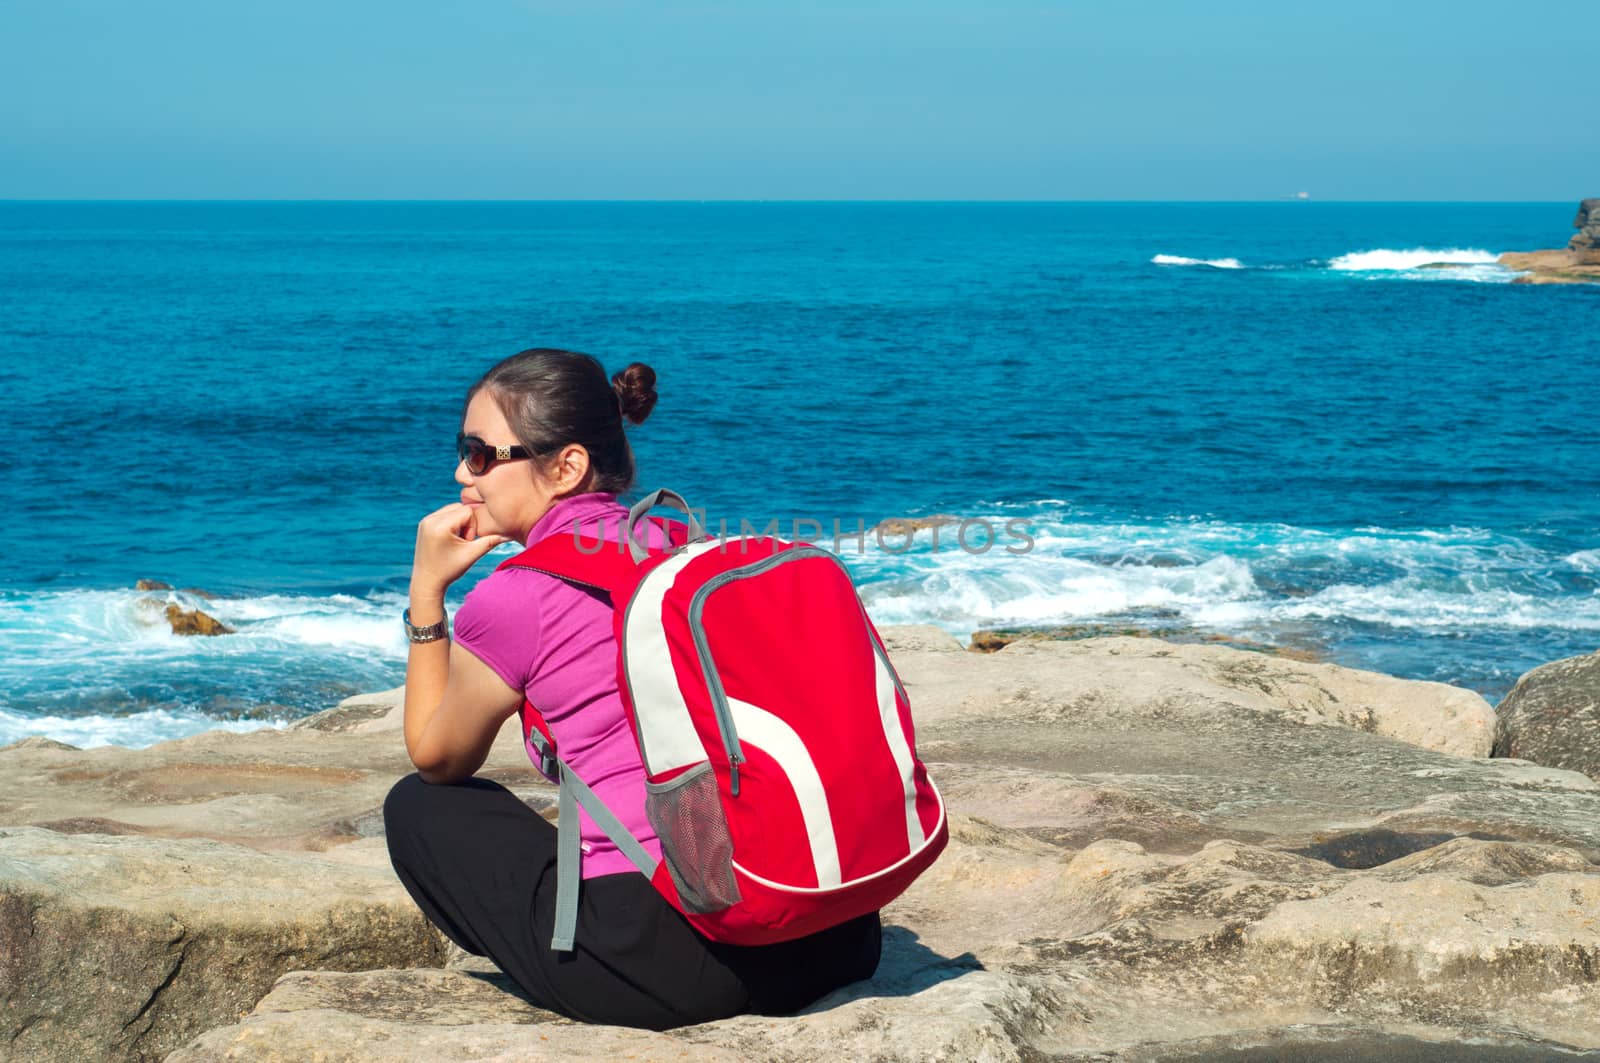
left=456, top=432, right=532, bottom=475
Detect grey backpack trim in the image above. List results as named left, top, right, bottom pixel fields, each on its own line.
left=528, top=728, right=660, bottom=952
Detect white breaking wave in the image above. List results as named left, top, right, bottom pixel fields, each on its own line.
left=1198, top=580, right=1600, bottom=633
left=1153, top=247, right=1513, bottom=282
left=860, top=553, right=1260, bottom=629
left=0, top=586, right=412, bottom=749
left=1151, top=254, right=1245, bottom=269
left=0, top=587, right=411, bottom=663
left=1327, top=247, right=1500, bottom=271
left=213, top=593, right=408, bottom=653
left=849, top=506, right=1600, bottom=644
left=0, top=708, right=288, bottom=751
left=4, top=511, right=1593, bottom=745
left=1565, top=549, right=1600, bottom=572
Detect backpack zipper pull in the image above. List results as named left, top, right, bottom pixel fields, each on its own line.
left=729, top=754, right=743, bottom=798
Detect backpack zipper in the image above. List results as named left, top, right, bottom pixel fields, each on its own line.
left=686, top=545, right=831, bottom=798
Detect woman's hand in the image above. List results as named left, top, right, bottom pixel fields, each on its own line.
left=410, top=502, right=512, bottom=601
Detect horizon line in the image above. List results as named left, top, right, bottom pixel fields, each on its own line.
left=0, top=197, right=1585, bottom=206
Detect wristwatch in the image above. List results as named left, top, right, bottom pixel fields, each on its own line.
left=403, top=607, right=449, bottom=643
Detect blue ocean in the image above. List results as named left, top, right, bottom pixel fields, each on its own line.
left=1, top=202, right=1596, bottom=748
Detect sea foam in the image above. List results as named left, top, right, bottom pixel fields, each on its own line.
left=1152, top=254, right=1245, bottom=269
left=0, top=587, right=409, bottom=748
left=0, top=707, right=288, bottom=751
left=850, top=505, right=1600, bottom=645
left=1564, top=549, right=1600, bottom=573
left=3, top=510, right=1594, bottom=745
left=1153, top=247, right=1514, bottom=282
left=1327, top=247, right=1501, bottom=271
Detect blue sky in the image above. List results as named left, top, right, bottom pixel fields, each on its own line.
left=1, top=0, right=1592, bottom=200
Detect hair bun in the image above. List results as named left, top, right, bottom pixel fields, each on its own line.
left=611, top=362, right=658, bottom=426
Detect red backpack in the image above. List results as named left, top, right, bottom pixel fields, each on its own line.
left=499, top=489, right=948, bottom=951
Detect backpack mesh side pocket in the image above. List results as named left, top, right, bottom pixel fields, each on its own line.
left=645, top=762, right=741, bottom=914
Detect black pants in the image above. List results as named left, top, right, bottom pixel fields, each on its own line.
left=383, top=773, right=882, bottom=1030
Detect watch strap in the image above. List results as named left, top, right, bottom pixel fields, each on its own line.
left=403, top=607, right=449, bottom=643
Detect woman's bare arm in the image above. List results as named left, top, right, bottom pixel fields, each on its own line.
left=404, top=502, right=517, bottom=784
left=405, top=628, right=522, bottom=784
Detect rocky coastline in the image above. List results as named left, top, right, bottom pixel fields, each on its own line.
left=4, top=631, right=1600, bottom=1061
left=1498, top=198, right=1600, bottom=284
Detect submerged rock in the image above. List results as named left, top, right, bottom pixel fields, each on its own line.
left=1492, top=649, right=1600, bottom=782
left=871, top=514, right=960, bottom=536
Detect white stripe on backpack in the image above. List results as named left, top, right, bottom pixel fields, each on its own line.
left=624, top=539, right=728, bottom=774
left=873, top=647, right=925, bottom=851
left=727, top=695, right=842, bottom=889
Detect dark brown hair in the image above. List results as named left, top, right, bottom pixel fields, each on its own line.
left=466, top=348, right=657, bottom=495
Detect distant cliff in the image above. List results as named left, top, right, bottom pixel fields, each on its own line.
left=1569, top=198, right=1600, bottom=261
left=1498, top=198, right=1600, bottom=284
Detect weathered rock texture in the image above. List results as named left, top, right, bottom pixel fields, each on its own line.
left=0, top=830, right=446, bottom=1062
left=164, top=603, right=234, bottom=636
left=1492, top=649, right=1600, bottom=782
left=1499, top=198, right=1600, bottom=283
left=871, top=514, right=959, bottom=539
left=1497, top=249, right=1600, bottom=285
left=2, top=630, right=1598, bottom=1061
left=1570, top=198, right=1600, bottom=262
left=967, top=624, right=1320, bottom=661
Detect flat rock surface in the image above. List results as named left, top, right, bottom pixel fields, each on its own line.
left=2, top=629, right=1597, bottom=1061
left=1498, top=248, right=1600, bottom=284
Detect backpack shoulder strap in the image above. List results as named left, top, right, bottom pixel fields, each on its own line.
left=539, top=746, right=661, bottom=952
left=523, top=715, right=661, bottom=951
left=502, top=514, right=686, bottom=952
left=497, top=517, right=689, bottom=598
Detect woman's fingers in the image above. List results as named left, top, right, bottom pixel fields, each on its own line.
left=419, top=503, right=475, bottom=541
left=446, top=504, right=478, bottom=541
left=467, top=533, right=512, bottom=559
left=419, top=502, right=463, bottom=531
left=412, top=504, right=512, bottom=593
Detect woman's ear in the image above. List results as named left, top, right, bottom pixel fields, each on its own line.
left=554, top=443, right=592, bottom=493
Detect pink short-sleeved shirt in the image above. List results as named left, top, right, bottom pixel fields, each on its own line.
left=454, top=491, right=665, bottom=879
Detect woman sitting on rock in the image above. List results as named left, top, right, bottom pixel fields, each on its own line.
left=382, top=348, right=882, bottom=1030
